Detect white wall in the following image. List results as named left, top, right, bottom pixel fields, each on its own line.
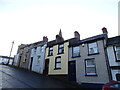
left=107, top=45, right=120, bottom=81
left=13, top=54, right=19, bottom=66
left=107, top=46, right=120, bottom=66
left=31, top=44, right=47, bottom=74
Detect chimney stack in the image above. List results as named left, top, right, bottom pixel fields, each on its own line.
left=74, top=31, right=80, bottom=40
left=102, top=27, right=108, bottom=34
left=43, top=36, right=48, bottom=42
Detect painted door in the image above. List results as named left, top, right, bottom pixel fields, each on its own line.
left=68, top=61, right=76, bottom=81
left=30, top=57, right=33, bottom=70
left=44, top=59, right=49, bottom=75
left=18, top=56, right=21, bottom=67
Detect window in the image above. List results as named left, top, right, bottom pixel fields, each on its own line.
left=72, top=46, right=80, bottom=57
left=58, top=44, right=64, bottom=54
left=34, top=47, right=37, bottom=53
left=88, top=42, right=99, bottom=55
left=49, top=47, right=53, bottom=56
left=85, top=58, right=97, bottom=76
left=114, top=46, right=120, bottom=61
left=116, top=74, right=120, bottom=81
left=37, top=56, right=40, bottom=65
left=55, top=57, right=61, bottom=69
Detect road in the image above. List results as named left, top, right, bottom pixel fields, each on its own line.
left=0, top=65, right=80, bottom=89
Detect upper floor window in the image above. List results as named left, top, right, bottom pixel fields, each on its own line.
left=34, top=47, right=37, bottom=53
left=85, top=58, right=97, bottom=76
left=58, top=44, right=64, bottom=54
left=88, top=42, right=99, bottom=55
left=72, top=46, right=80, bottom=58
left=37, top=56, right=41, bottom=65
left=114, top=46, right=120, bottom=61
left=48, top=47, right=53, bottom=56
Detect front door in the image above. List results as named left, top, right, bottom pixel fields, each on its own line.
left=68, top=61, right=76, bottom=81
left=44, top=59, right=49, bottom=75
left=30, top=57, right=33, bottom=70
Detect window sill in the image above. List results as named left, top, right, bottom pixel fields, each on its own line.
left=85, top=74, right=97, bottom=76
left=116, top=60, right=120, bottom=62
left=72, top=55, right=81, bottom=58
left=54, top=68, right=61, bottom=70
left=88, top=52, right=99, bottom=56
left=57, top=52, right=64, bottom=55
left=47, top=55, right=53, bottom=57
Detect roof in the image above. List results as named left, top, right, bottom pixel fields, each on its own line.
left=0, top=55, right=14, bottom=59
left=69, top=34, right=108, bottom=47
left=47, top=38, right=79, bottom=47
left=107, top=35, right=120, bottom=45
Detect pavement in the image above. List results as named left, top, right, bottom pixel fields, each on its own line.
left=0, top=65, right=81, bottom=89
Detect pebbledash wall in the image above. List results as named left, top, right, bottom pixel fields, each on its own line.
left=69, top=34, right=110, bottom=84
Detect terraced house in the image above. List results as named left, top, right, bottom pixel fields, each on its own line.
left=68, top=27, right=110, bottom=85
left=45, top=30, right=80, bottom=79
left=107, top=36, right=120, bottom=81
left=29, top=36, right=48, bottom=74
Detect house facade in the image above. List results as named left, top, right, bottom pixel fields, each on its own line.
left=107, top=36, right=120, bottom=81
left=17, top=44, right=32, bottom=69
left=29, top=36, right=48, bottom=74
left=68, top=28, right=110, bottom=84
left=45, top=30, right=79, bottom=80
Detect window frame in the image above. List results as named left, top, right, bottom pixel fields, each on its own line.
left=114, top=45, right=120, bottom=62
left=54, top=56, right=61, bottom=70
left=48, top=47, right=53, bottom=56
left=88, top=42, right=99, bottom=55
left=72, top=46, right=80, bottom=58
left=58, top=44, right=64, bottom=54
left=85, top=58, right=97, bottom=76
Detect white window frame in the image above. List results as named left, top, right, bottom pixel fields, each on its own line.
left=85, top=58, right=97, bottom=75
left=72, top=46, right=80, bottom=57
left=88, top=42, right=99, bottom=55
left=114, top=46, right=120, bottom=61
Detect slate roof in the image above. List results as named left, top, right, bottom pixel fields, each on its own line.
left=107, top=35, right=120, bottom=45
left=47, top=38, right=79, bottom=47
left=0, top=55, right=14, bottom=59
left=69, top=34, right=108, bottom=47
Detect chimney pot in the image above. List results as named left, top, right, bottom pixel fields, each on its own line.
left=43, top=36, right=48, bottom=42
left=102, top=27, right=108, bottom=34
left=74, top=31, right=80, bottom=40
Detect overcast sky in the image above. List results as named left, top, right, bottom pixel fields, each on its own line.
left=0, top=0, right=119, bottom=57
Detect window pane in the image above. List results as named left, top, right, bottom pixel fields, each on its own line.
left=116, top=50, right=120, bottom=60
left=116, top=46, right=120, bottom=50
left=86, top=59, right=95, bottom=66
left=56, top=58, right=61, bottom=62
left=86, top=67, right=96, bottom=73
left=56, top=63, right=61, bottom=68
left=89, top=42, right=98, bottom=54
left=73, top=46, right=80, bottom=57
left=59, top=44, right=64, bottom=48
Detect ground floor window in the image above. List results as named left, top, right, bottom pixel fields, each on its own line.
left=116, top=73, right=120, bottom=81
left=85, top=58, right=97, bottom=76
left=55, top=57, right=61, bottom=69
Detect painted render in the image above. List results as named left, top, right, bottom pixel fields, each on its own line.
left=30, top=44, right=47, bottom=74
left=45, top=41, right=69, bottom=75
left=13, top=54, right=19, bottom=66
left=69, top=35, right=110, bottom=84
left=107, top=45, right=120, bottom=81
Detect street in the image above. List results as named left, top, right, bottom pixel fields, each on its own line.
left=0, top=65, right=80, bottom=89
